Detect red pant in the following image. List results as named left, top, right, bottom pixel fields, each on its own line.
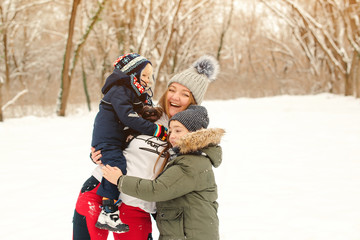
left=73, top=179, right=152, bottom=240
left=115, top=203, right=152, bottom=240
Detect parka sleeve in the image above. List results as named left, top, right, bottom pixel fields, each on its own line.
left=117, top=162, right=197, bottom=202
left=110, top=86, right=157, bottom=135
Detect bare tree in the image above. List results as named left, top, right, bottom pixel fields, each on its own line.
left=261, top=0, right=360, bottom=96
left=4, top=0, right=358, bottom=119
left=153, top=0, right=183, bottom=81
left=217, top=0, right=234, bottom=61
left=57, top=0, right=81, bottom=117
left=343, top=0, right=360, bottom=97
left=57, top=0, right=108, bottom=116
left=148, top=0, right=218, bottom=94
left=0, top=0, right=53, bottom=121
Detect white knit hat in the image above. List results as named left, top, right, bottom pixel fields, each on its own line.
left=167, top=55, right=219, bottom=104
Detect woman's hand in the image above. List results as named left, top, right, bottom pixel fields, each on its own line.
left=102, top=165, right=123, bottom=185
left=91, top=147, right=103, bottom=166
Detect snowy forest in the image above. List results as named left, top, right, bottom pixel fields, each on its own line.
left=1, top=0, right=360, bottom=121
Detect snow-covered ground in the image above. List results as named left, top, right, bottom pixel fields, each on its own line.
left=1, top=94, right=360, bottom=240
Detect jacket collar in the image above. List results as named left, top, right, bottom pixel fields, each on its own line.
left=175, top=128, right=225, bottom=154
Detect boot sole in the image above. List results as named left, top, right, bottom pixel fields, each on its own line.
left=95, top=222, right=130, bottom=233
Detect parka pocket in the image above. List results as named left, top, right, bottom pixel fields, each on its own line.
left=156, top=207, right=185, bottom=239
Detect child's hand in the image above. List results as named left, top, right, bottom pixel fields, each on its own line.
left=102, top=165, right=123, bottom=185
left=91, top=147, right=103, bottom=166
left=140, top=106, right=162, bottom=122
left=154, top=124, right=168, bottom=141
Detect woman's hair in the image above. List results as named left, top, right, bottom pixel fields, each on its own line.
left=153, top=145, right=171, bottom=177
left=157, top=84, right=197, bottom=118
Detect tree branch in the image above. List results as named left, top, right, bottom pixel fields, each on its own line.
left=2, top=89, right=28, bottom=111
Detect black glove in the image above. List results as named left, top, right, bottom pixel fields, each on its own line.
left=140, top=106, right=162, bottom=122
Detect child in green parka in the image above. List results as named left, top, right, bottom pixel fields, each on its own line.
left=102, top=105, right=225, bottom=240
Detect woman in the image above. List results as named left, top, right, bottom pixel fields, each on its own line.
left=73, top=55, right=219, bottom=240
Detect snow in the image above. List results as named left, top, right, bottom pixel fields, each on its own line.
left=1, top=93, right=360, bottom=240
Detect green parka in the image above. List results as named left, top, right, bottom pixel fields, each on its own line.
left=117, top=128, right=225, bottom=240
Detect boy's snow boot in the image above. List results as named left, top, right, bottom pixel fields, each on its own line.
left=95, top=199, right=129, bottom=233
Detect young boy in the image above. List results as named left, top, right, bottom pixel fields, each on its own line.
left=91, top=53, right=167, bottom=233
left=102, top=105, right=225, bottom=239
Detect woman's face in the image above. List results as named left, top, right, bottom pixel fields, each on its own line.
left=167, top=83, right=192, bottom=117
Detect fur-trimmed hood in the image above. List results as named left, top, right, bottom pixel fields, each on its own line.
left=176, top=128, right=225, bottom=168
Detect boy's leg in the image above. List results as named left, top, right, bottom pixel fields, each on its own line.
left=95, top=197, right=129, bottom=233
left=73, top=176, right=109, bottom=240
left=95, top=148, right=129, bottom=233
left=96, top=177, right=129, bottom=232
left=95, top=145, right=127, bottom=200
left=113, top=203, right=152, bottom=240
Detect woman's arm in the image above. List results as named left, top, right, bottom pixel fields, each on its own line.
left=91, top=147, right=103, bottom=165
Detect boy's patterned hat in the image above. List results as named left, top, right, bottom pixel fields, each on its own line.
left=167, top=55, right=219, bottom=104
left=170, top=105, right=209, bottom=132
left=113, top=53, right=152, bottom=95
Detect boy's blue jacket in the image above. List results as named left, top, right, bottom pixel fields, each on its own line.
left=91, top=68, right=157, bottom=199
left=92, top=68, right=157, bottom=150
left=92, top=68, right=157, bottom=165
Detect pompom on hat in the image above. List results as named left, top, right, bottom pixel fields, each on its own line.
left=167, top=55, right=219, bottom=104
left=170, top=105, right=209, bottom=132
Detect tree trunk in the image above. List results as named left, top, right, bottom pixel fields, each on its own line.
left=57, top=0, right=81, bottom=116
left=354, top=53, right=360, bottom=98
left=137, top=0, right=152, bottom=53
left=0, top=82, right=3, bottom=122
left=344, top=73, right=352, bottom=96
left=154, top=0, right=183, bottom=80
left=0, top=5, right=6, bottom=120
left=70, top=0, right=107, bottom=79
left=217, top=0, right=233, bottom=61
left=81, top=60, right=91, bottom=111
left=345, top=51, right=358, bottom=96
left=2, top=28, right=10, bottom=89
